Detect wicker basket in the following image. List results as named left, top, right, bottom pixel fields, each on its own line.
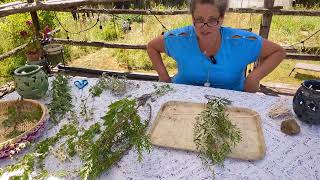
left=0, top=99, right=48, bottom=158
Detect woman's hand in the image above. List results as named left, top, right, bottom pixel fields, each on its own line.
left=245, top=39, right=286, bottom=93
left=244, top=75, right=260, bottom=93
left=147, top=36, right=171, bottom=83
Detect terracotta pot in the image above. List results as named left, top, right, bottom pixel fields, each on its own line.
left=25, top=51, right=40, bottom=62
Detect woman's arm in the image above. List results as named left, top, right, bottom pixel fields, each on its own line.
left=147, top=36, right=171, bottom=83
left=244, top=39, right=286, bottom=93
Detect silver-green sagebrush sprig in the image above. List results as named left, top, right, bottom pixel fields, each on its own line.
left=193, top=98, right=242, bottom=171
left=89, top=74, right=128, bottom=97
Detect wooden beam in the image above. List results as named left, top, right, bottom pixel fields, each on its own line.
left=285, top=47, right=320, bottom=54
left=52, top=38, right=146, bottom=49
left=57, top=65, right=160, bottom=81
left=0, top=0, right=134, bottom=17
left=1, top=38, right=318, bottom=64
left=254, top=0, right=275, bottom=69
left=259, top=0, right=275, bottom=39
left=27, top=0, right=41, bottom=38
left=286, top=53, right=320, bottom=61
left=2, top=3, right=320, bottom=18
left=56, top=8, right=320, bottom=16
left=71, top=8, right=190, bottom=15
left=272, top=9, right=320, bottom=16
left=0, top=1, right=25, bottom=10
left=52, top=38, right=320, bottom=61
left=0, top=43, right=28, bottom=61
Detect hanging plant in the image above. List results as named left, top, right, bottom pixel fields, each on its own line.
left=20, top=21, right=52, bottom=62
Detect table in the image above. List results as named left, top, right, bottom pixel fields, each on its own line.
left=1, top=77, right=319, bottom=180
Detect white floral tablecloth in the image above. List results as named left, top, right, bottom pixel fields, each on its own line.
left=1, top=77, right=319, bottom=180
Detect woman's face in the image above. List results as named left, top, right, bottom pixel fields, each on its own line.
left=192, top=3, right=223, bottom=39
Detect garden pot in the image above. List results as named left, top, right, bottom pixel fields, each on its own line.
left=43, top=44, right=64, bottom=66
left=26, top=57, right=51, bottom=74
left=25, top=51, right=40, bottom=62
left=293, top=80, right=320, bottom=125
left=14, top=65, right=49, bottom=99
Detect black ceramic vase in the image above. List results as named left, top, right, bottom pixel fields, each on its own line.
left=293, top=80, right=320, bottom=125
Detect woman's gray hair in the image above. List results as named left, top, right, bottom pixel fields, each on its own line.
left=189, top=0, right=229, bottom=17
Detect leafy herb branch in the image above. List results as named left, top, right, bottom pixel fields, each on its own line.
left=153, top=84, right=174, bottom=98
left=193, top=98, right=242, bottom=171
left=80, top=98, right=151, bottom=179
left=80, top=74, right=129, bottom=122
left=89, top=74, right=128, bottom=97
left=79, top=96, right=94, bottom=122
left=49, top=74, right=74, bottom=124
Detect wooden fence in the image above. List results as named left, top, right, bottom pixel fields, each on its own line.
left=0, top=0, right=319, bottom=62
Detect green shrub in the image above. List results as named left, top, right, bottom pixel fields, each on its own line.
left=100, top=21, right=121, bottom=41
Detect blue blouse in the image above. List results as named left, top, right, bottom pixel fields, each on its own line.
left=163, top=26, right=263, bottom=91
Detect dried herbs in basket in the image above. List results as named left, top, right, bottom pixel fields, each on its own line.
left=2, top=101, right=42, bottom=139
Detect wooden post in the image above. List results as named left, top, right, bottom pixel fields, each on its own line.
left=253, top=0, right=276, bottom=70
left=259, top=0, right=275, bottom=39
left=27, top=0, right=41, bottom=38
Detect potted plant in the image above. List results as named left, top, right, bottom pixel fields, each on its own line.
left=25, top=39, right=42, bottom=62
left=43, top=43, right=64, bottom=66
left=20, top=21, right=52, bottom=63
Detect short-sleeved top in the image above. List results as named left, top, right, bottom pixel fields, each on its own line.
left=163, top=26, right=263, bottom=91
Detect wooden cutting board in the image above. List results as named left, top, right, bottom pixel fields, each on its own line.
left=149, top=101, right=266, bottom=160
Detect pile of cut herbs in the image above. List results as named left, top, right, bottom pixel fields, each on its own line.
left=0, top=75, right=174, bottom=179
left=89, top=73, right=128, bottom=97
left=193, top=98, right=242, bottom=173
left=1, top=100, right=42, bottom=139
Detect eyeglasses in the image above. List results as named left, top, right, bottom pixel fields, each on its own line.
left=193, top=18, right=220, bottom=29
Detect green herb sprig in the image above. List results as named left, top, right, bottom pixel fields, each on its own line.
left=193, top=98, right=242, bottom=171
left=49, top=74, right=74, bottom=124
left=89, top=74, right=128, bottom=97
left=79, top=98, right=151, bottom=179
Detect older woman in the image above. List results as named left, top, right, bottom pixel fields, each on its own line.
left=147, top=0, right=286, bottom=93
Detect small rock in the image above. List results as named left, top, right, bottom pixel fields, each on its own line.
left=281, top=119, right=301, bottom=135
